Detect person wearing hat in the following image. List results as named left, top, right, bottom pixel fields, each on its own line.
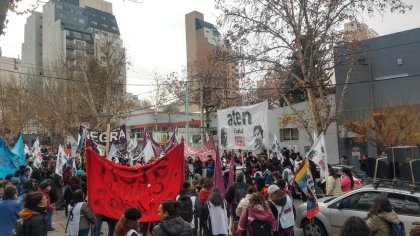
left=37, top=180, right=55, bottom=231
left=65, top=189, right=96, bottom=236
left=267, top=185, right=294, bottom=236
left=114, top=207, right=142, bottom=236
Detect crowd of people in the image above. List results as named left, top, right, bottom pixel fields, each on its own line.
left=0, top=147, right=420, bottom=236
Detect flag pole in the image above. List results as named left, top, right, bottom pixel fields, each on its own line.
left=105, top=124, right=111, bottom=158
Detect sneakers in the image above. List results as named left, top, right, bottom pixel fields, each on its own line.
left=48, top=227, right=56, bottom=231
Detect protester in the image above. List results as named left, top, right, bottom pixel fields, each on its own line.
left=340, top=155, right=349, bottom=165
left=267, top=185, right=294, bottom=236
left=94, top=215, right=118, bottom=236
left=199, top=179, right=213, bottom=235
left=114, top=207, right=142, bottom=236
left=20, top=167, right=31, bottom=185
left=152, top=200, right=193, bottom=236
left=19, top=179, right=36, bottom=205
left=202, top=188, right=229, bottom=236
left=37, top=180, right=55, bottom=231
left=326, top=168, right=342, bottom=196
left=367, top=196, right=400, bottom=236
left=186, top=157, right=195, bottom=181
left=66, top=189, right=96, bottom=236
left=0, top=185, right=22, bottom=236
left=237, top=192, right=276, bottom=236
left=64, top=176, right=82, bottom=216
left=18, top=192, right=49, bottom=235
left=176, top=181, right=201, bottom=236
left=205, top=155, right=215, bottom=179
left=236, top=186, right=257, bottom=217
left=358, top=154, right=368, bottom=172
left=0, top=180, right=7, bottom=201
left=225, top=172, right=249, bottom=235
left=194, top=156, right=202, bottom=176
left=339, top=216, right=371, bottom=236
left=340, top=167, right=354, bottom=193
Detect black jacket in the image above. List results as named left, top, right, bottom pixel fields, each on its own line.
left=152, top=217, right=193, bottom=236
left=23, top=213, right=48, bottom=236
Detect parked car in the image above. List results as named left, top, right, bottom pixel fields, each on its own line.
left=295, top=185, right=420, bottom=236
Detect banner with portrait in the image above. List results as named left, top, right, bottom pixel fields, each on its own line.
left=217, top=101, right=268, bottom=150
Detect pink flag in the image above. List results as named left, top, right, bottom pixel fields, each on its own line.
left=214, top=146, right=226, bottom=196
left=227, top=151, right=235, bottom=188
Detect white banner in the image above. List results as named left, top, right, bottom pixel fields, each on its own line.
left=306, top=132, right=329, bottom=183
left=55, top=145, right=67, bottom=177
left=271, top=134, right=283, bottom=162
left=217, top=101, right=268, bottom=150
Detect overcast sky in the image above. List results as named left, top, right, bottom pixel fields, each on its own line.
left=1, top=0, right=420, bottom=97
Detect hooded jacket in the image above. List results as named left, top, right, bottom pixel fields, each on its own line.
left=237, top=205, right=276, bottom=236
left=152, top=216, right=193, bottom=236
left=367, top=210, right=400, bottom=236
left=18, top=207, right=48, bottom=236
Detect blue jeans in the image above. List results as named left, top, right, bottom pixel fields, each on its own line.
left=47, top=210, right=53, bottom=229
left=78, top=228, right=90, bottom=236
left=94, top=215, right=116, bottom=236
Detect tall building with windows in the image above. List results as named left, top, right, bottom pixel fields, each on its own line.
left=185, top=11, right=239, bottom=111
left=22, top=0, right=125, bottom=92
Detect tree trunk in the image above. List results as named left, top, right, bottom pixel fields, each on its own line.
left=306, top=87, right=322, bottom=136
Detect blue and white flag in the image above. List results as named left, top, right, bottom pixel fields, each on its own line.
left=12, top=135, right=26, bottom=167
left=0, top=137, right=20, bottom=178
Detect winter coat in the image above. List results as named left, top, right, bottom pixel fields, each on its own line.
left=19, top=207, right=48, bottom=236
left=152, top=216, right=193, bottom=236
left=0, top=199, right=22, bottom=236
left=367, top=210, right=400, bottom=236
left=237, top=205, right=276, bottom=236
left=326, top=176, right=342, bottom=196
left=340, top=175, right=352, bottom=193
left=235, top=194, right=252, bottom=217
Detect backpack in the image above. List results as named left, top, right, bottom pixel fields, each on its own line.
left=177, top=195, right=193, bottom=223
left=391, top=222, right=406, bottom=236
left=13, top=219, right=24, bottom=236
left=245, top=209, right=272, bottom=236
left=234, top=183, right=248, bottom=205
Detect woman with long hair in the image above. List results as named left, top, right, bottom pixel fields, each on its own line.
left=367, top=196, right=400, bottom=236
left=339, top=216, right=371, bottom=236
left=326, top=168, right=342, bottom=196
left=199, top=179, right=213, bottom=235
left=340, top=167, right=354, bottom=193
left=152, top=200, right=193, bottom=236
left=114, top=207, right=142, bottom=236
left=18, top=192, right=49, bottom=235
left=237, top=193, right=275, bottom=236
left=66, top=189, right=96, bottom=236
left=202, top=188, right=229, bottom=236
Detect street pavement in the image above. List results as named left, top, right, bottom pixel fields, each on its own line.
left=50, top=204, right=304, bottom=236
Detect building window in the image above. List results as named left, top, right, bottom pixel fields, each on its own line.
left=56, top=4, right=63, bottom=10
left=91, top=21, right=98, bottom=26
left=78, top=18, right=85, bottom=24
left=84, top=34, right=91, bottom=41
left=279, top=128, right=299, bottom=141
left=102, top=24, right=108, bottom=28
left=65, top=30, right=70, bottom=36
left=73, top=31, right=82, bottom=38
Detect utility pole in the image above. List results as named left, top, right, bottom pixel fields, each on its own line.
left=154, top=75, right=160, bottom=138
left=185, top=81, right=190, bottom=143
left=200, top=81, right=205, bottom=144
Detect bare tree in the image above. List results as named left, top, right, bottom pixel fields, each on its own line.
left=216, top=0, right=412, bottom=143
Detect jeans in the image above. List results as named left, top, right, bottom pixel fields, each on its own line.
left=78, top=228, right=90, bottom=236
left=47, top=209, right=53, bottom=229
left=94, top=215, right=116, bottom=236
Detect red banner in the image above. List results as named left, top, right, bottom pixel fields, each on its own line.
left=86, top=142, right=185, bottom=222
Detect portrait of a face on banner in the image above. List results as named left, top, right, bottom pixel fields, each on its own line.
left=217, top=101, right=268, bottom=150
